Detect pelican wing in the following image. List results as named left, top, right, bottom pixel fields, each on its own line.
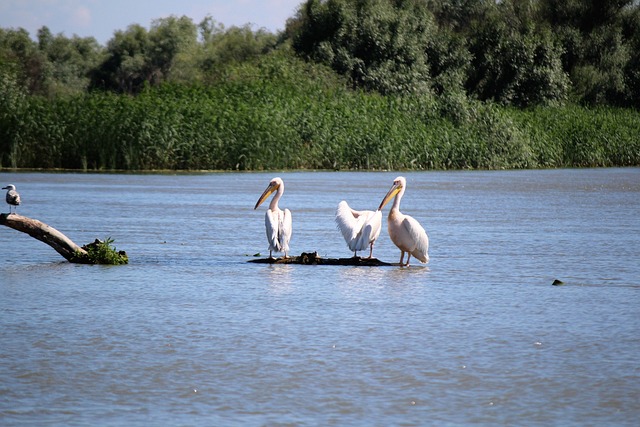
left=281, top=208, right=292, bottom=253
left=354, top=209, right=382, bottom=251
left=402, top=215, right=430, bottom=263
left=336, top=201, right=363, bottom=250
left=265, top=209, right=281, bottom=251
left=336, top=201, right=382, bottom=252
left=265, top=207, right=292, bottom=253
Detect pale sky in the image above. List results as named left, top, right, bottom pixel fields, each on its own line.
left=0, top=0, right=304, bottom=44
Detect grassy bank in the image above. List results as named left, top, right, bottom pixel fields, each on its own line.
left=1, top=58, right=639, bottom=171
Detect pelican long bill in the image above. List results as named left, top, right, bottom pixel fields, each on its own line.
left=378, top=182, right=402, bottom=211
left=254, top=182, right=279, bottom=210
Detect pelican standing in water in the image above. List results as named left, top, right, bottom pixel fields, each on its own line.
left=2, top=184, right=21, bottom=214
left=254, top=177, right=292, bottom=259
left=335, top=201, right=382, bottom=258
left=378, top=176, right=429, bottom=266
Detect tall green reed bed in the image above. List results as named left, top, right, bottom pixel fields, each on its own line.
left=1, top=75, right=639, bottom=171
left=509, top=106, right=640, bottom=168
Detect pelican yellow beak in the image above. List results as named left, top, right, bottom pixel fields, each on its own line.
left=254, top=182, right=279, bottom=209
left=378, top=182, right=402, bottom=210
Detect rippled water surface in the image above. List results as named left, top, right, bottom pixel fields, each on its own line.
left=1, top=169, right=639, bottom=426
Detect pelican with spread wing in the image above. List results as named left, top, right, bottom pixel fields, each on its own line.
left=335, top=201, right=382, bottom=258
left=378, top=176, right=429, bottom=266
left=254, top=177, right=292, bottom=259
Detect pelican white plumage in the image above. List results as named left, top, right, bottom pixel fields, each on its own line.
left=378, top=176, right=429, bottom=266
left=2, top=184, right=21, bottom=215
left=254, top=177, right=292, bottom=259
left=335, top=201, right=382, bottom=258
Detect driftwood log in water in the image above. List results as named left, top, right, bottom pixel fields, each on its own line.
left=1, top=213, right=89, bottom=262
left=248, top=251, right=398, bottom=266
left=1, top=213, right=127, bottom=264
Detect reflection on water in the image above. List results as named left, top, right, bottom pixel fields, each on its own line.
left=1, top=168, right=639, bottom=426
left=265, top=264, right=295, bottom=294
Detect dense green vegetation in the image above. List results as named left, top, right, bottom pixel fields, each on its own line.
left=1, top=0, right=639, bottom=171
left=75, top=237, right=129, bottom=265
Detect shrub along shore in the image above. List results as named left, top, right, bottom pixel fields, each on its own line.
left=2, top=57, right=639, bottom=172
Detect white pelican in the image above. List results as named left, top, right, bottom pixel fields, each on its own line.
left=378, top=176, right=429, bottom=266
left=2, top=184, right=21, bottom=215
left=335, top=201, right=382, bottom=258
left=254, top=177, right=292, bottom=259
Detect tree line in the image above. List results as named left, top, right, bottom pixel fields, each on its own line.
left=3, top=0, right=639, bottom=106
left=1, top=0, right=639, bottom=171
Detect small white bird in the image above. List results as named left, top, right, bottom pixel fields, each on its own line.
left=378, top=176, right=429, bottom=266
left=335, top=200, right=382, bottom=258
left=254, top=177, right=292, bottom=259
left=2, top=184, right=21, bottom=215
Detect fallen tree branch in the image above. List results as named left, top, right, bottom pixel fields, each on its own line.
left=1, top=213, right=127, bottom=264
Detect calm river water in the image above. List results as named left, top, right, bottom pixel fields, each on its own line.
left=1, top=169, right=639, bottom=426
